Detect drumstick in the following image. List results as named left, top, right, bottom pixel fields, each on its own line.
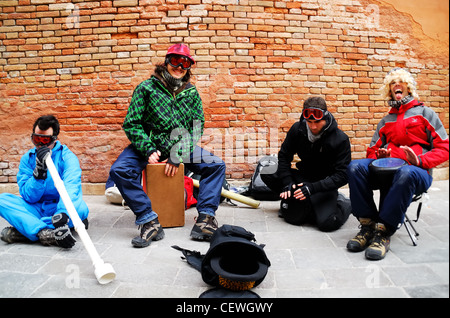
left=191, top=179, right=260, bottom=209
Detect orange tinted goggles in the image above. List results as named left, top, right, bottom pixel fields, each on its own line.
left=31, top=133, right=56, bottom=146
left=167, top=55, right=192, bottom=70
left=303, top=108, right=327, bottom=120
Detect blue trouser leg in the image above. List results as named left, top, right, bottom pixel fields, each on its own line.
left=105, top=175, right=115, bottom=189
left=379, top=165, right=432, bottom=228
left=0, top=193, right=49, bottom=241
left=109, top=144, right=155, bottom=225
left=347, top=159, right=432, bottom=231
left=109, top=145, right=226, bottom=223
left=347, top=159, right=378, bottom=219
left=184, top=146, right=226, bottom=216
left=0, top=193, right=88, bottom=241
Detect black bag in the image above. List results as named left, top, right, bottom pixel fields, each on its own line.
left=172, top=225, right=271, bottom=291
left=249, top=155, right=279, bottom=200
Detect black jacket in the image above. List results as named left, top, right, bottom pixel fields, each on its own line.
left=277, top=113, right=351, bottom=193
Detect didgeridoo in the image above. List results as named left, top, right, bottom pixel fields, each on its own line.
left=45, top=155, right=116, bottom=284
left=191, top=179, right=260, bottom=209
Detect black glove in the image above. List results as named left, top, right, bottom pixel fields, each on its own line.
left=299, top=182, right=315, bottom=199
left=281, top=182, right=296, bottom=196
left=167, top=155, right=181, bottom=168
left=33, top=146, right=52, bottom=180
left=52, top=213, right=76, bottom=248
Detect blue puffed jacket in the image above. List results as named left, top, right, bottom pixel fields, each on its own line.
left=17, top=141, right=89, bottom=220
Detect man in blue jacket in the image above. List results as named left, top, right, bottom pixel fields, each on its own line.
left=0, top=115, right=89, bottom=248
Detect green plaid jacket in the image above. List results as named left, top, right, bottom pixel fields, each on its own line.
left=123, top=76, right=204, bottom=163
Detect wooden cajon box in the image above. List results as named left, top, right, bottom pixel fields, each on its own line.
left=143, top=163, right=185, bottom=228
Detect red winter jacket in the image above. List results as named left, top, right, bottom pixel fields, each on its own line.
left=367, top=99, right=449, bottom=171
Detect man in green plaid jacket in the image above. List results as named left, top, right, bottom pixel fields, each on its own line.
left=109, top=44, right=226, bottom=247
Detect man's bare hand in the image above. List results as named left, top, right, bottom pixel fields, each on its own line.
left=400, top=145, right=419, bottom=166
left=376, top=148, right=391, bottom=159
left=148, top=150, right=161, bottom=164
left=164, top=162, right=178, bottom=177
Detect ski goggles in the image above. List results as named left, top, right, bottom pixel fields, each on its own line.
left=166, top=55, right=192, bottom=70
left=302, top=107, right=327, bottom=121
left=31, top=133, right=56, bottom=146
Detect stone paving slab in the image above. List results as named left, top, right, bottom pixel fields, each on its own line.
left=0, top=180, right=448, bottom=298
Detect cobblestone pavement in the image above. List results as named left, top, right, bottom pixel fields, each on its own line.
left=0, top=180, right=448, bottom=298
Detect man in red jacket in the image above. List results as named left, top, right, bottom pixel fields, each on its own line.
left=346, top=68, right=449, bottom=260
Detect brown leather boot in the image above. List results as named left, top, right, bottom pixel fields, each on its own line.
left=347, top=218, right=376, bottom=252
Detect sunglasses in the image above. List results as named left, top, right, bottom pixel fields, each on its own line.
left=303, top=107, right=327, bottom=121
left=31, top=133, right=56, bottom=146
left=167, top=55, right=192, bottom=70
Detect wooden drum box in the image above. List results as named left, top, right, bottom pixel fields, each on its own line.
left=143, top=163, right=185, bottom=228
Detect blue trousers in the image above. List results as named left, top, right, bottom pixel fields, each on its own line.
left=109, top=144, right=226, bottom=225
left=0, top=193, right=89, bottom=241
left=347, top=159, right=432, bottom=231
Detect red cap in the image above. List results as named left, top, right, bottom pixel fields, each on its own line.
left=166, top=43, right=195, bottom=64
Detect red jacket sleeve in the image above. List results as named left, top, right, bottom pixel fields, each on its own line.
left=366, top=103, right=449, bottom=170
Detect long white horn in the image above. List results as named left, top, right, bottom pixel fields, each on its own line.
left=45, top=155, right=116, bottom=284
left=191, top=179, right=260, bottom=209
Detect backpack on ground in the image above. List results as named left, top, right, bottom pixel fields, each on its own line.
left=249, top=155, right=279, bottom=200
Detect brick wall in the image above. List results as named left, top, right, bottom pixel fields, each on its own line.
left=1, top=0, right=448, bottom=184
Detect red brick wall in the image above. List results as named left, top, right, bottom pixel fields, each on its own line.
left=1, top=0, right=448, bottom=183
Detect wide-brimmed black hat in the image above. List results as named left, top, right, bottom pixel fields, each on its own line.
left=172, top=225, right=271, bottom=296
left=201, top=225, right=271, bottom=291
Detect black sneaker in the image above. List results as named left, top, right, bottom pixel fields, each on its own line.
left=1, top=227, right=31, bottom=244
left=132, top=218, right=165, bottom=248
left=190, top=214, right=218, bottom=241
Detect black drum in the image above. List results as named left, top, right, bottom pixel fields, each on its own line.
left=369, top=158, right=407, bottom=187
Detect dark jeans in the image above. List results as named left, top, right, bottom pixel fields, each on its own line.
left=109, top=144, right=226, bottom=225
left=261, top=168, right=352, bottom=232
left=347, top=159, right=432, bottom=232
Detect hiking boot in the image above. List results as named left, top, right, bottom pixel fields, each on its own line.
left=190, top=213, right=218, bottom=241
left=38, top=228, right=57, bottom=246
left=131, top=218, right=165, bottom=248
left=365, top=223, right=391, bottom=260
left=347, top=218, right=376, bottom=252
left=1, top=227, right=31, bottom=244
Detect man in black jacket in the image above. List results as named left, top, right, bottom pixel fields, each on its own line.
left=261, top=97, right=352, bottom=231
